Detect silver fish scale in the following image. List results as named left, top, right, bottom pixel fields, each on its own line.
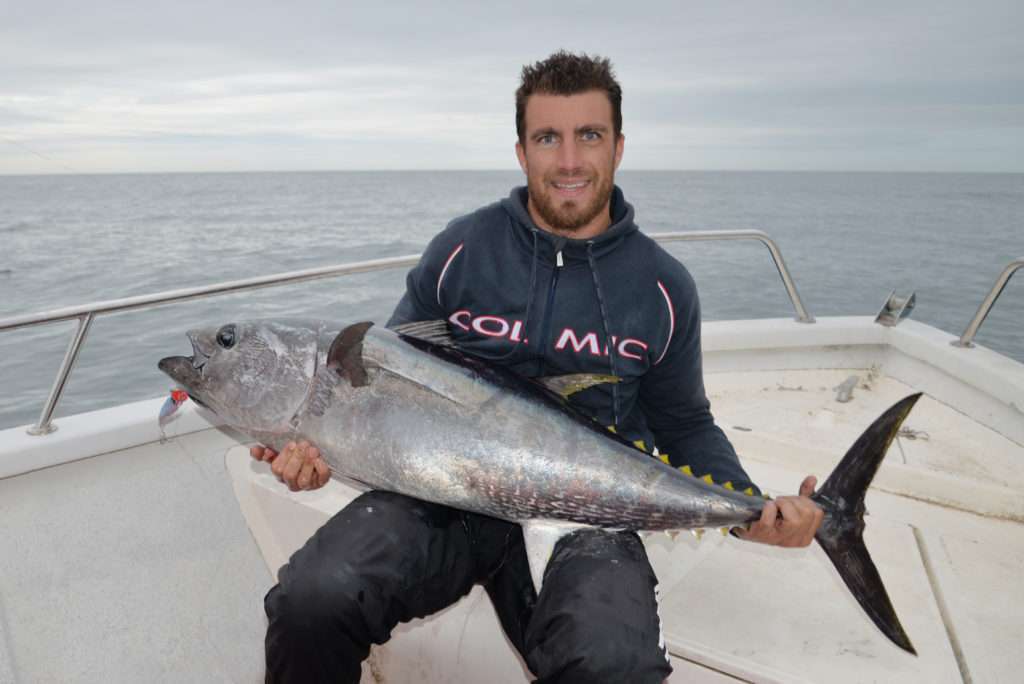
left=287, top=324, right=766, bottom=532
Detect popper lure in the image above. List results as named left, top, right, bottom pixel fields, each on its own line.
left=158, top=389, right=189, bottom=442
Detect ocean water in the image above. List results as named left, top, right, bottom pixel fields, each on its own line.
left=1, top=170, right=1021, bottom=430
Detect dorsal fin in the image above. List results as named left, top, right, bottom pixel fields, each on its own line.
left=537, top=373, right=620, bottom=399
left=391, top=319, right=457, bottom=347
left=327, top=322, right=374, bottom=387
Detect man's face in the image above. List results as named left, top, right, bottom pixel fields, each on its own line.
left=515, top=90, right=625, bottom=239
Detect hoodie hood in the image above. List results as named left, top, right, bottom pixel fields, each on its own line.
left=501, top=185, right=638, bottom=263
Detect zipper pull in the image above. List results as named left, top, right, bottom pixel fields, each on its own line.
left=556, top=250, right=564, bottom=268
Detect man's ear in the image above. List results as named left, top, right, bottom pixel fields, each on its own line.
left=614, top=132, right=625, bottom=171
left=515, top=140, right=528, bottom=174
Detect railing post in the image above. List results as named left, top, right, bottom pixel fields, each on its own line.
left=756, top=235, right=815, bottom=324
left=27, top=313, right=94, bottom=435
left=951, top=257, right=1023, bottom=349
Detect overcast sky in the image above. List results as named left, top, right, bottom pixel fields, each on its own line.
left=1, top=1, right=1022, bottom=174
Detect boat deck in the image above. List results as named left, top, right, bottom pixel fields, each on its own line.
left=674, top=367, right=1024, bottom=683
left=1, top=317, right=1021, bottom=683
left=0, top=427, right=270, bottom=683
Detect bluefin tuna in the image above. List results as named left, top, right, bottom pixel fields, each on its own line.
left=158, top=318, right=919, bottom=654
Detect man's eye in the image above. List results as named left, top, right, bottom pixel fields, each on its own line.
left=581, top=130, right=601, bottom=142
left=537, top=134, right=556, bottom=146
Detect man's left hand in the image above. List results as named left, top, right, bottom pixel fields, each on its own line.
left=735, top=476, right=823, bottom=548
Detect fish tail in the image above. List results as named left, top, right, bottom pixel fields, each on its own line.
left=811, top=392, right=922, bottom=656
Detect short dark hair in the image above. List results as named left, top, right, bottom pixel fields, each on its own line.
left=516, top=51, right=623, bottom=142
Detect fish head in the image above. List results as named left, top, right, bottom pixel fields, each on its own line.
left=158, top=320, right=319, bottom=432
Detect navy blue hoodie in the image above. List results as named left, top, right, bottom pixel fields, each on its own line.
left=389, top=185, right=759, bottom=494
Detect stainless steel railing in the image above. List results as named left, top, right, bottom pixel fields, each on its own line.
left=1, top=231, right=809, bottom=436
left=952, top=256, right=1024, bottom=348
left=653, top=230, right=814, bottom=324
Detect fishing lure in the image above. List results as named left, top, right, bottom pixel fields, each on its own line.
left=158, top=389, right=189, bottom=442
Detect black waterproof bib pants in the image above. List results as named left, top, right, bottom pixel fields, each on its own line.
left=264, top=490, right=671, bottom=683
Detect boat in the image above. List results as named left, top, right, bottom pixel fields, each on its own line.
left=1, top=233, right=1021, bottom=683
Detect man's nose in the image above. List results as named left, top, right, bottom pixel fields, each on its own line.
left=556, top=138, right=582, bottom=171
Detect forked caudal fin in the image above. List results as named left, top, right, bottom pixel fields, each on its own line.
left=811, top=392, right=922, bottom=655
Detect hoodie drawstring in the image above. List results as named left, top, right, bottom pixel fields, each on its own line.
left=586, top=241, right=620, bottom=427
left=488, top=221, right=539, bottom=363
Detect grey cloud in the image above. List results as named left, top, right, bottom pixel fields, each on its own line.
left=630, top=80, right=1024, bottom=132
left=0, top=107, right=58, bottom=125
left=1, top=0, right=1022, bottom=173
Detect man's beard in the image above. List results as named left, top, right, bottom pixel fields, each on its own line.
left=528, top=168, right=615, bottom=233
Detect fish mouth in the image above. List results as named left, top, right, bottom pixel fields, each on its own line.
left=157, top=355, right=214, bottom=411
left=157, top=334, right=213, bottom=405
left=158, top=355, right=199, bottom=388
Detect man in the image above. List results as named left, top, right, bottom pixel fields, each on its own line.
left=254, top=51, right=823, bottom=683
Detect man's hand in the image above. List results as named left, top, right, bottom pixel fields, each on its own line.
left=249, top=440, right=331, bottom=491
left=735, top=476, right=823, bottom=548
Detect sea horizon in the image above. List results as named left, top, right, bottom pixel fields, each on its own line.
left=3, top=168, right=1023, bottom=178
left=1, top=169, right=1021, bottom=428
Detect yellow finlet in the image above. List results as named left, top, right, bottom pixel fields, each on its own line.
left=633, top=439, right=647, bottom=452
left=658, top=453, right=670, bottom=465
left=743, top=487, right=755, bottom=496
left=691, top=528, right=705, bottom=540
left=719, top=527, right=729, bottom=536
left=606, top=425, right=617, bottom=433
left=680, top=465, right=693, bottom=476
left=723, top=481, right=734, bottom=490
left=702, top=474, right=714, bottom=485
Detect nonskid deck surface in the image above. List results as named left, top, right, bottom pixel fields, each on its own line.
left=710, top=368, right=1024, bottom=512
left=650, top=367, right=1023, bottom=683
left=0, top=429, right=271, bottom=683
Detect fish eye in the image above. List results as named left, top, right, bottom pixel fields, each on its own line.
left=216, top=324, right=237, bottom=349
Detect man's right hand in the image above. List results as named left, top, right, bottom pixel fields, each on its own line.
left=250, top=440, right=331, bottom=491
